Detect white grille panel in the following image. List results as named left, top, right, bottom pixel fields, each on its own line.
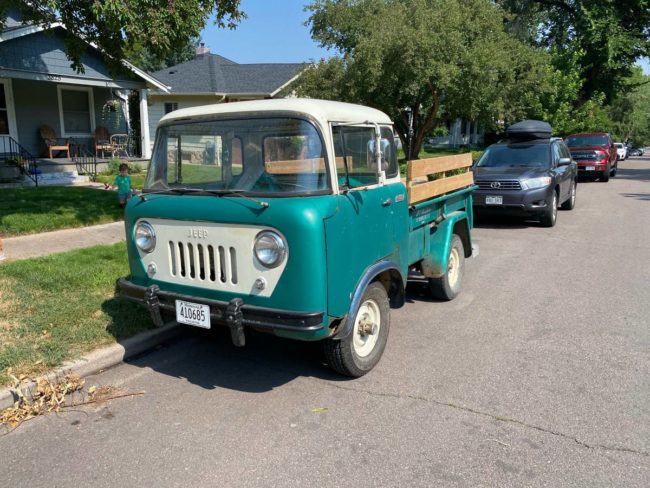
left=136, top=219, right=286, bottom=297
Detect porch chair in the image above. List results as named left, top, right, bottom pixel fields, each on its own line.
left=94, top=126, right=118, bottom=158
left=39, top=125, right=70, bottom=158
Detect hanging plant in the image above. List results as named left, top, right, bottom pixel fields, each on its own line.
left=101, top=98, right=122, bottom=126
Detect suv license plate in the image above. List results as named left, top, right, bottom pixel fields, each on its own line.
left=586, top=166, right=595, bottom=171
left=486, top=195, right=503, bottom=205
left=175, top=300, right=211, bottom=329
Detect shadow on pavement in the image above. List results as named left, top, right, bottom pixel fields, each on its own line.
left=614, top=167, right=650, bottom=182
left=620, top=193, right=650, bottom=201
left=473, top=213, right=535, bottom=229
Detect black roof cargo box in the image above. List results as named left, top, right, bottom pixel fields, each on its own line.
left=506, top=120, right=552, bottom=140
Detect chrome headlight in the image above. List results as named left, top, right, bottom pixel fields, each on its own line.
left=134, top=221, right=156, bottom=253
left=521, top=177, right=551, bottom=190
left=254, top=231, right=287, bottom=268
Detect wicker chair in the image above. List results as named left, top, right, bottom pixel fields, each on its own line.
left=39, top=125, right=70, bottom=158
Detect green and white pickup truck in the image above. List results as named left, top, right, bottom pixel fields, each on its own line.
left=118, top=99, right=476, bottom=377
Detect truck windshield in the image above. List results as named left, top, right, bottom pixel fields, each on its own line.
left=145, top=117, right=331, bottom=195
left=565, top=135, right=608, bottom=147
left=475, top=143, right=550, bottom=168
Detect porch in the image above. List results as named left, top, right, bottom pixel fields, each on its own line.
left=0, top=19, right=168, bottom=186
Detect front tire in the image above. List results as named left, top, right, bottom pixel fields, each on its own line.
left=323, top=282, right=390, bottom=377
left=610, top=161, right=618, bottom=177
left=561, top=180, right=576, bottom=210
left=428, top=234, right=465, bottom=301
left=600, top=168, right=610, bottom=182
left=540, top=190, right=558, bottom=227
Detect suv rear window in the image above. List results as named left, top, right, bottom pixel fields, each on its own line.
left=475, top=143, right=550, bottom=168
left=566, top=135, right=608, bottom=147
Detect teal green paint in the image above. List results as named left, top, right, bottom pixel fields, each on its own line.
left=124, top=194, right=336, bottom=314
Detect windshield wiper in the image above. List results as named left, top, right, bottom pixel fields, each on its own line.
left=141, top=187, right=269, bottom=208
left=200, top=189, right=270, bottom=208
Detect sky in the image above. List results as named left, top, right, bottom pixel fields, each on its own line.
left=200, top=0, right=331, bottom=64
left=202, top=1, right=650, bottom=75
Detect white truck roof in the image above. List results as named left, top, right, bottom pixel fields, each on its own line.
left=159, top=98, right=393, bottom=127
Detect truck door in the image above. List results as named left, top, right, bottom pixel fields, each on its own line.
left=323, top=124, right=397, bottom=317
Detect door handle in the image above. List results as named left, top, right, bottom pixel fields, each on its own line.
left=382, top=198, right=393, bottom=206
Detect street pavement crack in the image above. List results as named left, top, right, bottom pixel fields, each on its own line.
left=316, top=380, right=649, bottom=458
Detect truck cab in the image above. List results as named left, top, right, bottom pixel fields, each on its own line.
left=118, top=99, right=474, bottom=376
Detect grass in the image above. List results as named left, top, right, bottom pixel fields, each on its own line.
left=0, top=242, right=152, bottom=386
left=0, top=187, right=125, bottom=238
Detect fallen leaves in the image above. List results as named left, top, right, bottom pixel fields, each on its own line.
left=1, top=373, right=144, bottom=433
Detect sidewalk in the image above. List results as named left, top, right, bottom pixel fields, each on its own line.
left=1, top=221, right=126, bottom=260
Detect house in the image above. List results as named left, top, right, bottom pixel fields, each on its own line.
left=0, top=8, right=168, bottom=183
left=146, top=46, right=305, bottom=150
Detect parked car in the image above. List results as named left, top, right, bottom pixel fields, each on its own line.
left=614, top=142, right=627, bottom=160
left=472, top=120, right=577, bottom=227
left=565, top=132, right=617, bottom=181
left=629, top=147, right=644, bottom=157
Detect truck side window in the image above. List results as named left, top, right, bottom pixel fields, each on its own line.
left=333, top=126, right=378, bottom=188
left=380, top=126, right=398, bottom=178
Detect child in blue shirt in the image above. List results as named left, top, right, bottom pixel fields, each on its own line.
left=107, top=163, right=134, bottom=207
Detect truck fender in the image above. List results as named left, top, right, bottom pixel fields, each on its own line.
left=421, top=213, right=472, bottom=279
left=331, top=260, right=404, bottom=340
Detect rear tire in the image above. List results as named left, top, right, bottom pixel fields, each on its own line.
left=428, top=234, right=465, bottom=301
left=561, top=180, right=576, bottom=210
left=540, top=190, right=558, bottom=227
left=323, top=282, right=390, bottom=377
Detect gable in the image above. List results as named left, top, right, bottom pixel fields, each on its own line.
left=0, top=28, right=140, bottom=83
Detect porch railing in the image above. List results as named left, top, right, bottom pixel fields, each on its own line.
left=0, top=136, right=39, bottom=186
left=72, top=145, right=98, bottom=181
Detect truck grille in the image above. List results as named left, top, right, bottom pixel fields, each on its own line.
left=168, top=241, right=238, bottom=284
left=571, top=151, right=597, bottom=160
left=476, top=180, right=521, bottom=190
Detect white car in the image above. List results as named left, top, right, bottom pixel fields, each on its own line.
left=614, top=142, right=627, bottom=160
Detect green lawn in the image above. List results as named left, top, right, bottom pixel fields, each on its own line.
left=0, top=242, right=152, bottom=386
left=0, top=187, right=125, bottom=238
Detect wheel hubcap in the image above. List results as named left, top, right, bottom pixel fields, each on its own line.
left=353, top=299, right=380, bottom=357
left=448, top=247, right=460, bottom=288
left=571, top=183, right=576, bottom=204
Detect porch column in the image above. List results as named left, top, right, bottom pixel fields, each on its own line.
left=139, top=89, right=151, bottom=159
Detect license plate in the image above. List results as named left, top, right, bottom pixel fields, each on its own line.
left=175, top=300, right=211, bottom=329
left=585, top=166, right=595, bottom=171
left=486, top=195, right=503, bottom=205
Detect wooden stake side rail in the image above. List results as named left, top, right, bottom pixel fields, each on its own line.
left=406, top=153, right=474, bottom=205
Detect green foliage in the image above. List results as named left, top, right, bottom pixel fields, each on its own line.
left=0, top=0, right=244, bottom=73
left=498, top=0, right=650, bottom=104
left=0, top=187, right=124, bottom=237
left=0, top=243, right=152, bottom=386
left=301, top=0, right=549, bottom=157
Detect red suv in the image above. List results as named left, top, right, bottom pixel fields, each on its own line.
left=565, top=132, right=617, bottom=182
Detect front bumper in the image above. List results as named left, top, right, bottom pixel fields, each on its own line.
left=576, top=161, right=608, bottom=174
left=117, top=277, right=325, bottom=344
left=473, top=186, right=553, bottom=215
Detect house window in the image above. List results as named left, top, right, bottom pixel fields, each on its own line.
left=57, top=86, right=95, bottom=136
left=0, top=83, right=8, bottom=135
left=164, top=102, right=179, bottom=114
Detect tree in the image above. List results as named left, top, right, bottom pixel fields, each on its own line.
left=498, top=0, right=650, bottom=104
left=301, top=0, right=550, bottom=157
left=128, top=36, right=202, bottom=73
left=0, top=0, right=244, bottom=73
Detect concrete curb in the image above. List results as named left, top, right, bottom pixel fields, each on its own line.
left=0, top=322, right=183, bottom=411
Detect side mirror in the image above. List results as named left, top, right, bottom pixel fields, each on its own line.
left=558, top=157, right=571, bottom=166
left=367, top=138, right=391, bottom=171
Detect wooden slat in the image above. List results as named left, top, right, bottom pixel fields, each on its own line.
left=407, top=153, right=473, bottom=179
left=265, top=158, right=325, bottom=174
left=407, top=171, right=474, bottom=205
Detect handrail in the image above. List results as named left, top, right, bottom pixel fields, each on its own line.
left=72, top=145, right=98, bottom=181
left=0, top=136, right=38, bottom=186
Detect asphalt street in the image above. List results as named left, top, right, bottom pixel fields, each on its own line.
left=1, top=156, right=649, bottom=487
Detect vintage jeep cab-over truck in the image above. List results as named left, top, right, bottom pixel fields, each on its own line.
left=118, top=99, right=476, bottom=377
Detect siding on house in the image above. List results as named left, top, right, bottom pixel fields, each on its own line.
left=12, top=78, right=126, bottom=156
left=0, top=29, right=138, bottom=85
left=147, top=95, right=222, bottom=150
